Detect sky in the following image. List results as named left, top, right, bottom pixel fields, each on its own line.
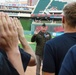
left=0, top=0, right=27, bottom=3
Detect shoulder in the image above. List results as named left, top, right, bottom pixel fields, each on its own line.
left=44, top=33, right=67, bottom=53
left=59, top=45, right=76, bottom=75
left=46, top=33, right=66, bottom=45
left=61, top=44, right=76, bottom=66
left=68, top=45, right=76, bottom=58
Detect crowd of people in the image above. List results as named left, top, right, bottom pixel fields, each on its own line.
left=0, top=2, right=76, bottom=75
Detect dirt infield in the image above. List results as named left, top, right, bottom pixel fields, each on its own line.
left=25, top=66, right=42, bottom=75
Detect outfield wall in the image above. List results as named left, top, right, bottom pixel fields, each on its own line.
left=19, top=18, right=32, bottom=30
left=31, top=23, right=63, bottom=34
left=19, top=18, right=64, bottom=37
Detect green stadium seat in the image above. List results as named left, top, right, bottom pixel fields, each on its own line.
left=48, top=0, right=67, bottom=10
left=33, top=0, right=50, bottom=14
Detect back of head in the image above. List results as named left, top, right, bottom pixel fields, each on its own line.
left=63, top=2, right=76, bottom=28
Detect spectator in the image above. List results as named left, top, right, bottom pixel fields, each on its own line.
left=0, top=12, right=36, bottom=75
left=42, top=2, right=76, bottom=75
left=31, top=23, right=51, bottom=75
left=58, top=2, right=76, bottom=75
left=59, top=45, right=76, bottom=75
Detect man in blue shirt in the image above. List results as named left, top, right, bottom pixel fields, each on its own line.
left=42, top=2, right=76, bottom=75
left=59, top=45, right=76, bottom=75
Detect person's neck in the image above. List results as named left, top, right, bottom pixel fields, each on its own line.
left=64, top=27, right=76, bottom=33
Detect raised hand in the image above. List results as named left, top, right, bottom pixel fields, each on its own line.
left=13, top=17, right=36, bottom=66
left=13, top=18, right=24, bottom=38
left=34, top=29, right=40, bottom=35
left=0, top=12, right=25, bottom=75
left=0, top=12, right=18, bottom=51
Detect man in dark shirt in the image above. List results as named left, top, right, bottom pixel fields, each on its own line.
left=59, top=45, right=76, bottom=75
left=42, top=2, right=76, bottom=75
left=31, top=23, right=51, bottom=75
left=0, top=12, right=36, bottom=75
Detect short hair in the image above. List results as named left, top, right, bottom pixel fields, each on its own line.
left=63, top=2, right=76, bottom=28
left=42, top=23, right=46, bottom=27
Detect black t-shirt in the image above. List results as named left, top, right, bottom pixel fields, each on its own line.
left=59, top=45, right=76, bottom=75
left=42, top=33, right=76, bottom=75
left=0, top=47, right=31, bottom=75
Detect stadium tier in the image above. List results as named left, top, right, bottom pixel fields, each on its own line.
left=0, top=0, right=67, bottom=37
left=33, top=0, right=50, bottom=14
left=31, top=23, right=64, bottom=33
left=48, top=0, right=67, bottom=10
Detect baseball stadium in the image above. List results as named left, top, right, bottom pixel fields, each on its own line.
left=0, top=0, right=76, bottom=75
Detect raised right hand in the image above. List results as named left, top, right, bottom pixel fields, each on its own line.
left=0, top=12, right=18, bottom=52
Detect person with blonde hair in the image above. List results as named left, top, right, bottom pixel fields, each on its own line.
left=42, top=2, right=76, bottom=75
left=59, top=2, right=76, bottom=75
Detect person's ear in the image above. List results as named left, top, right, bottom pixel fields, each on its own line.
left=62, top=15, right=65, bottom=29
left=62, top=15, right=65, bottom=24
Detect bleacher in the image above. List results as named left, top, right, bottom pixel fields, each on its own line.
left=33, top=0, right=50, bottom=14
left=31, top=0, right=66, bottom=36
left=48, top=0, right=67, bottom=10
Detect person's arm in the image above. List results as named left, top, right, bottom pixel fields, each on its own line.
left=18, top=36, right=36, bottom=66
left=31, top=29, right=40, bottom=42
left=0, top=12, right=25, bottom=75
left=42, top=42, right=55, bottom=75
left=31, top=34, right=37, bottom=42
left=14, top=18, right=36, bottom=66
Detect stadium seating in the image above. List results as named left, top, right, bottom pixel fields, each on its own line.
left=48, top=0, right=67, bottom=10
left=33, top=0, right=50, bottom=14
left=31, top=0, right=66, bottom=36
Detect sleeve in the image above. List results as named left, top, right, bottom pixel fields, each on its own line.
left=59, top=47, right=76, bottom=75
left=0, top=52, right=19, bottom=75
left=19, top=47, right=31, bottom=71
left=31, top=34, right=36, bottom=42
left=42, top=43, right=55, bottom=73
left=31, top=34, right=42, bottom=45
left=0, top=53, right=8, bottom=75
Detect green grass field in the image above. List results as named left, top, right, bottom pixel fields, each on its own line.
left=19, top=35, right=36, bottom=52
left=19, top=34, right=53, bottom=52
